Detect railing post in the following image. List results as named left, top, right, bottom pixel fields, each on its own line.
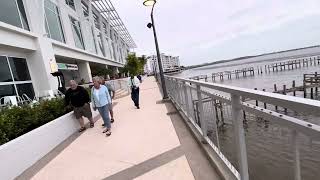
left=196, top=85, right=207, bottom=139
left=211, top=97, right=221, bottom=149
left=231, top=94, right=249, bottom=180
left=183, top=82, right=190, bottom=118
left=292, top=130, right=301, bottom=180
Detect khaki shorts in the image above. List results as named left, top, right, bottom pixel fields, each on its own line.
left=74, top=103, right=92, bottom=119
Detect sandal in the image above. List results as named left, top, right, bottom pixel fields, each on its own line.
left=90, top=122, right=94, bottom=128
left=79, top=127, right=86, bottom=133
left=106, top=130, right=112, bottom=136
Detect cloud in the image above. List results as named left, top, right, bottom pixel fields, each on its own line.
left=113, top=0, right=320, bottom=65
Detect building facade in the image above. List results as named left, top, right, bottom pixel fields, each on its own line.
left=147, top=53, right=180, bottom=74
left=0, top=0, right=136, bottom=100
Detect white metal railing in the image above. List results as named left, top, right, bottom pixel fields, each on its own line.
left=108, top=78, right=129, bottom=92
left=80, top=78, right=129, bottom=93
left=165, top=75, right=320, bottom=180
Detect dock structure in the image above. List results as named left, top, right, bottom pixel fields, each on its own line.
left=190, top=67, right=255, bottom=82
left=265, top=56, right=320, bottom=73
left=272, top=72, right=320, bottom=99
left=190, top=55, right=320, bottom=82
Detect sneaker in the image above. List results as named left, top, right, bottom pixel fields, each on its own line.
left=137, top=106, right=140, bottom=109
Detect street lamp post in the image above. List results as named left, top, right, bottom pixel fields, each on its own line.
left=143, top=0, right=168, bottom=99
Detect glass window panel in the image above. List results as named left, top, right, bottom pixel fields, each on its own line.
left=91, top=27, right=97, bottom=53
left=16, top=0, right=29, bottom=30
left=44, top=0, right=55, bottom=11
left=70, top=16, right=85, bottom=50
left=0, top=56, right=13, bottom=82
left=44, top=2, right=65, bottom=42
left=0, top=0, right=22, bottom=28
left=82, top=1, right=89, bottom=17
left=44, top=15, right=50, bottom=37
left=98, top=33, right=105, bottom=56
left=93, top=12, right=99, bottom=29
left=0, top=85, right=16, bottom=99
left=65, top=0, right=75, bottom=10
left=16, top=83, right=35, bottom=99
left=8, top=57, right=31, bottom=81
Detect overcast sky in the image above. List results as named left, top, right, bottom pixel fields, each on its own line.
left=112, top=0, right=320, bottom=66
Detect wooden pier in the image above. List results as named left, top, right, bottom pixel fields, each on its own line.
left=190, top=67, right=255, bottom=82
left=272, top=72, right=320, bottom=99
left=265, top=56, right=320, bottom=73
left=190, top=55, right=320, bottom=82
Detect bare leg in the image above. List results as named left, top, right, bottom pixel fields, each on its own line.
left=88, top=117, right=94, bottom=123
left=78, top=117, right=85, bottom=128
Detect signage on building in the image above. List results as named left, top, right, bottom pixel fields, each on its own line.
left=49, top=59, right=58, bottom=73
left=57, top=63, right=78, bottom=70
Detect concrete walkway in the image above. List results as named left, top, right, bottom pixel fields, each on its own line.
left=28, top=77, right=221, bottom=180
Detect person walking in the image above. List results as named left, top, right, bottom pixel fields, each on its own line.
left=65, top=80, right=94, bottom=132
left=128, top=75, right=140, bottom=109
left=137, top=74, right=142, bottom=83
left=100, top=76, right=115, bottom=124
left=91, top=76, right=112, bottom=136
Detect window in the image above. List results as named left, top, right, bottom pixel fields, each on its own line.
left=44, top=0, right=65, bottom=42
left=70, top=16, right=85, bottom=50
left=0, top=56, right=34, bottom=99
left=81, top=1, right=89, bottom=17
left=103, top=23, right=108, bottom=35
left=0, top=56, right=13, bottom=82
left=65, top=0, right=75, bottom=10
left=8, top=57, right=31, bottom=81
left=91, top=26, right=97, bottom=53
left=98, top=32, right=105, bottom=56
left=0, top=0, right=29, bottom=30
left=93, top=12, right=100, bottom=29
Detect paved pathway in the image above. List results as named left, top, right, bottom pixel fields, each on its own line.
left=29, top=77, right=221, bottom=180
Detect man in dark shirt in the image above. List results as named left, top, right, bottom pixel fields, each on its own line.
left=65, top=80, right=94, bottom=132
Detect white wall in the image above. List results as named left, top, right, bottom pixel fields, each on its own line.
left=0, top=107, right=99, bottom=180
left=0, top=22, right=37, bottom=51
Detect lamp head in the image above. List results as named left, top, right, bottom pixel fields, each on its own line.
left=143, top=0, right=156, bottom=6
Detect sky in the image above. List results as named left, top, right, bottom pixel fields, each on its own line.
left=112, top=0, right=320, bottom=66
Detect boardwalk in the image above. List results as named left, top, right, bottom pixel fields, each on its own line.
left=20, top=77, right=221, bottom=180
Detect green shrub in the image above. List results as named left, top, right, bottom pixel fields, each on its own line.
left=0, top=98, right=70, bottom=146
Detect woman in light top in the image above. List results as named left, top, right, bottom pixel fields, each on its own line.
left=91, top=76, right=112, bottom=136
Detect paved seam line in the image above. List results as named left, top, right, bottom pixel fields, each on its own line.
left=103, top=146, right=184, bottom=180
left=16, top=114, right=101, bottom=180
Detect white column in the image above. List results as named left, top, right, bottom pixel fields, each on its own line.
left=78, top=61, right=92, bottom=83
left=27, top=37, right=59, bottom=94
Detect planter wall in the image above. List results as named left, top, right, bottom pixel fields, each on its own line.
left=0, top=107, right=99, bottom=180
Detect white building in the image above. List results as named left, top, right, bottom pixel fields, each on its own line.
left=0, top=0, right=136, bottom=100
left=147, top=53, right=180, bottom=73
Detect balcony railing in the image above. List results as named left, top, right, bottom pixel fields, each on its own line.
left=165, top=75, right=320, bottom=180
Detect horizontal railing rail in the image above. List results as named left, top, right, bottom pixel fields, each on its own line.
left=165, top=75, right=320, bottom=180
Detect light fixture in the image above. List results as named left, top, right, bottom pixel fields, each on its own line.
left=143, top=0, right=156, bottom=6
